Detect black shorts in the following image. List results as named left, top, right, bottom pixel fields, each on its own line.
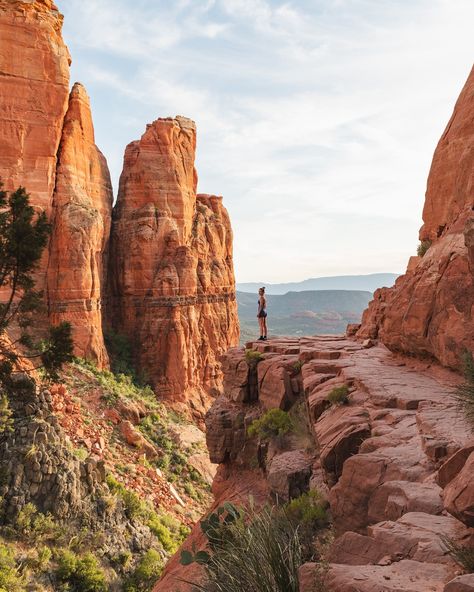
left=258, top=311, right=267, bottom=318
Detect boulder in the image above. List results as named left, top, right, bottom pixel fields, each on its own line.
left=444, top=575, right=474, bottom=592
left=315, top=405, right=370, bottom=482
left=205, top=396, right=246, bottom=464
left=267, top=450, right=313, bottom=501
left=326, top=560, right=453, bottom=592
left=444, top=451, right=474, bottom=526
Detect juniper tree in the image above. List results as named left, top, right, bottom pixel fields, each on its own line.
left=0, top=184, right=73, bottom=388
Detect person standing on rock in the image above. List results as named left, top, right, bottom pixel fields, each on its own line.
left=257, top=287, right=268, bottom=340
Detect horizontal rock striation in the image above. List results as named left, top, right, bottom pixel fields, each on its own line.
left=358, top=66, right=474, bottom=369
left=108, top=117, right=239, bottom=415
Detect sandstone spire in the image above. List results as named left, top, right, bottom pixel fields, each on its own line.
left=108, top=117, right=239, bottom=415
left=47, top=83, right=113, bottom=366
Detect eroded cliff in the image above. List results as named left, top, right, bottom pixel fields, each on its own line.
left=47, top=83, right=113, bottom=367
left=0, top=0, right=113, bottom=365
left=108, top=117, right=239, bottom=417
left=358, top=66, right=474, bottom=369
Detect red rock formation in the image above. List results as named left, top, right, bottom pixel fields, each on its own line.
left=358, top=66, right=474, bottom=369
left=47, top=83, right=113, bottom=366
left=108, top=117, right=239, bottom=415
left=0, top=0, right=70, bottom=216
left=0, top=2, right=112, bottom=364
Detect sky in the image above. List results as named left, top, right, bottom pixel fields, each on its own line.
left=61, top=0, right=474, bottom=283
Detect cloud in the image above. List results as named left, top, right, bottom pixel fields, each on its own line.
left=61, top=0, right=474, bottom=282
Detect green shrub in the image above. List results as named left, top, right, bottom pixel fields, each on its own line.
left=442, top=537, right=474, bottom=572
left=181, top=503, right=303, bottom=592
left=248, top=409, right=293, bottom=440
left=106, top=475, right=149, bottom=521
left=0, top=395, right=13, bottom=434
left=292, top=360, right=304, bottom=373
left=147, top=516, right=175, bottom=553
left=148, top=512, right=189, bottom=554
left=73, top=359, right=157, bottom=410
left=56, top=550, right=108, bottom=592
left=285, top=490, right=328, bottom=527
left=0, top=544, right=25, bottom=591
left=245, top=349, right=263, bottom=367
left=15, top=502, right=59, bottom=541
left=124, top=549, right=163, bottom=592
left=104, top=330, right=136, bottom=379
left=327, top=385, right=349, bottom=406
left=417, top=239, right=432, bottom=257
left=453, top=351, right=474, bottom=429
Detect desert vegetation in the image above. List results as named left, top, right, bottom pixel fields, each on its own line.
left=417, top=239, right=432, bottom=257
left=181, top=494, right=330, bottom=592
left=327, top=384, right=350, bottom=406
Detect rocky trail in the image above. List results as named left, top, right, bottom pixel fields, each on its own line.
left=157, top=335, right=474, bottom=592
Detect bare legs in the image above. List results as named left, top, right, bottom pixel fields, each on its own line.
left=257, top=316, right=268, bottom=339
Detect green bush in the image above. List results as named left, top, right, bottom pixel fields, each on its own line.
left=124, top=549, right=163, bottom=592
left=327, top=385, right=349, bottom=406
left=453, top=351, right=474, bottom=429
left=0, top=544, right=25, bottom=591
left=417, top=239, right=432, bottom=257
left=292, top=360, right=304, bottom=373
left=245, top=349, right=263, bottom=367
left=104, top=330, right=136, bottom=379
left=248, top=409, right=293, bottom=440
left=181, top=503, right=303, bottom=592
left=106, top=475, right=149, bottom=521
left=56, top=550, right=108, bottom=592
left=15, top=502, right=59, bottom=541
left=0, top=395, right=13, bottom=434
left=442, top=537, right=474, bottom=572
left=285, top=490, right=328, bottom=527
left=73, top=359, right=157, bottom=410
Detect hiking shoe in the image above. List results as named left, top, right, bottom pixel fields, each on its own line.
left=263, top=336, right=268, bottom=340
left=258, top=336, right=264, bottom=341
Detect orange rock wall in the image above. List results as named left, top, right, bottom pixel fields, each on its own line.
left=0, top=1, right=239, bottom=395
left=358, top=66, right=474, bottom=369
left=0, top=1, right=112, bottom=364
left=47, top=83, right=113, bottom=366
left=108, top=117, right=239, bottom=414
left=0, top=0, right=70, bottom=216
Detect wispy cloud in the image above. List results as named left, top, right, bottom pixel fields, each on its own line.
left=61, top=0, right=474, bottom=282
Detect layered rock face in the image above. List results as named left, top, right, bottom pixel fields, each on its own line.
left=47, top=83, right=113, bottom=366
left=0, top=1, right=113, bottom=364
left=0, top=0, right=70, bottom=216
left=108, top=117, right=239, bottom=413
left=358, top=66, right=474, bottom=369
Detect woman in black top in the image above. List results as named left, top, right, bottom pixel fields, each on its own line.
left=257, top=287, right=268, bottom=341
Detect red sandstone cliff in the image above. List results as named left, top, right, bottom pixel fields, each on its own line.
left=0, top=0, right=70, bottom=217
left=358, top=66, right=474, bottom=369
left=47, top=83, right=113, bottom=366
left=0, top=1, right=112, bottom=364
left=108, top=117, right=239, bottom=416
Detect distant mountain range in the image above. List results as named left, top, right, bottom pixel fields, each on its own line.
left=237, top=289, right=373, bottom=343
left=236, top=273, right=400, bottom=295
